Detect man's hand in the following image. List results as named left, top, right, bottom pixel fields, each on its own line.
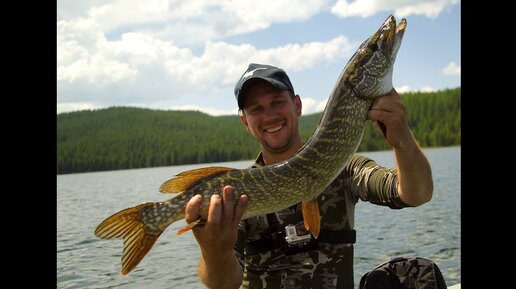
left=185, top=185, right=248, bottom=289
left=186, top=185, right=248, bottom=256
left=366, top=88, right=415, bottom=151
left=367, top=88, right=433, bottom=206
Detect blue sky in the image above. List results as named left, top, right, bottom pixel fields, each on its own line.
left=57, top=0, right=460, bottom=116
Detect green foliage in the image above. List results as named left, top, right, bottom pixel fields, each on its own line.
left=298, top=87, right=461, bottom=152
left=57, top=108, right=259, bottom=174
left=57, top=88, right=460, bottom=174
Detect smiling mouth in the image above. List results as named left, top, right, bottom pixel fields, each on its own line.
left=265, top=124, right=283, bottom=133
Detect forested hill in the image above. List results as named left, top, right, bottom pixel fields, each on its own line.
left=57, top=87, right=460, bottom=174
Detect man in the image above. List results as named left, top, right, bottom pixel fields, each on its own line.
left=185, top=63, right=433, bottom=289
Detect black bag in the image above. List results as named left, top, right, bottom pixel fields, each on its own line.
left=359, top=256, right=447, bottom=289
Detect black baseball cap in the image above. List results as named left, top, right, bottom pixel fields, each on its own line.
left=234, top=63, right=295, bottom=109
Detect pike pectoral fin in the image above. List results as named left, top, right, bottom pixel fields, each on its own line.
left=159, top=167, right=235, bottom=193
left=94, top=203, right=163, bottom=275
left=177, top=219, right=206, bottom=235
left=302, top=198, right=321, bottom=239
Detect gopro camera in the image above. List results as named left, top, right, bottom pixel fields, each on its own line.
left=284, top=221, right=311, bottom=246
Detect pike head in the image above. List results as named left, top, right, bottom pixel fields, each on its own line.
left=345, top=15, right=407, bottom=99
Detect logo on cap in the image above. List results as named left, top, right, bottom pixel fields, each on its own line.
left=242, top=67, right=268, bottom=80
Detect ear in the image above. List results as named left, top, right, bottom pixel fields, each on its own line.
left=239, top=111, right=250, bottom=131
left=294, top=94, right=302, bottom=116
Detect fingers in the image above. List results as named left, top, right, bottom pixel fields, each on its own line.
left=189, top=186, right=248, bottom=254
left=376, top=121, right=388, bottom=138
left=232, top=195, right=248, bottom=229
left=208, top=185, right=248, bottom=224
left=366, top=108, right=388, bottom=122
left=366, top=96, right=391, bottom=122
left=222, top=185, right=235, bottom=223
left=185, top=194, right=203, bottom=223
left=207, top=194, right=222, bottom=224
left=188, top=186, right=248, bottom=230
left=366, top=90, right=405, bottom=123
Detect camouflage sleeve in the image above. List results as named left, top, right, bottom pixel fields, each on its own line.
left=343, top=154, right=412, bottom=209
left=233, top=220, right=246, bottom=270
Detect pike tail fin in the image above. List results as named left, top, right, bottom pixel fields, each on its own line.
left=94, top=203, right=166, bottom=275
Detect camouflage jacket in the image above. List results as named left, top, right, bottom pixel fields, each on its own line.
left=233, top=153, right=411, bottom=289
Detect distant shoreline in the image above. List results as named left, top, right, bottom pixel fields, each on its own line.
left=56, top=145, right=460, bottom=175
left=57, top=88, right=460, bottom=175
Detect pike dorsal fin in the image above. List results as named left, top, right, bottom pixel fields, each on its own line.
left=159, top=167, right=235, bottom=194
left=302, top=198, right=321, bottom=239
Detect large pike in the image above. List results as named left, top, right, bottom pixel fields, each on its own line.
left=95, top=15, right=407, bottom=275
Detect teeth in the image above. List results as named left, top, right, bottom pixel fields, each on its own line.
left=266, top=125, right=282, bottom=133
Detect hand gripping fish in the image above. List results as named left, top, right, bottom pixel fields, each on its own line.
left=95, top=15, right=407, bottom=275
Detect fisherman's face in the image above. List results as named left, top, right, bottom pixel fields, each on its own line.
left=240, top=81, right=302, bottom=154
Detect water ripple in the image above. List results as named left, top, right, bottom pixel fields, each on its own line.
left=58, top=147, right=460, bottom=288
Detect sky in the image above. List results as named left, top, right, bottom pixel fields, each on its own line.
left=57, top=0, right=461, bottom=116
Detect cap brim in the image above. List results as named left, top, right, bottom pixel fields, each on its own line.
left=237, top=77, right=290, bottom=109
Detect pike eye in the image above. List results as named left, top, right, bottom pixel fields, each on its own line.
left=369, top=43, right=378, bottom=52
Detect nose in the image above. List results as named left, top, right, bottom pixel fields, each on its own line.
left=262, top=106, right=275, bottom=117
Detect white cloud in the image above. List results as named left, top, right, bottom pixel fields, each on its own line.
left=58, top=0, right=107, bottom=20
left=57, top=0, right=460, bottom=115
left=301, top=97, right=329, bottom=115
left=58, top=0, right=331, bottom=46
left=58, top=15, right=354, bottom=110
left=442, top=61, right=461, bottom=75
left=167, top=105, right=238, bottom=116
left=57, top=102, right=97, bottom=114
left=395, top=85, right=411, bottom=93
left=331, top=0, right=460, bottom=19
left=57, top=18, right=139, bottom=86
left=316, top=98, right=329, bottom=112
left=419, top=86, right=437, bottom=92
left=395, top=85, right=436, bottom=93
left=222, top=0, right=329, bottom=34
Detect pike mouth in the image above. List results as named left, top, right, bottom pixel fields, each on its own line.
left=375, top=15, right=406, bottom=57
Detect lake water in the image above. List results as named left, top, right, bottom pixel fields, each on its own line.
left=57, top=146, right=460, bottom=288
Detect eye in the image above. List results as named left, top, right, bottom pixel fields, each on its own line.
left=369, top=43, right=378, bottom=52
left=272, top=100, right=284, bottom=107
left=248, top=106, right=262, bottom=115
